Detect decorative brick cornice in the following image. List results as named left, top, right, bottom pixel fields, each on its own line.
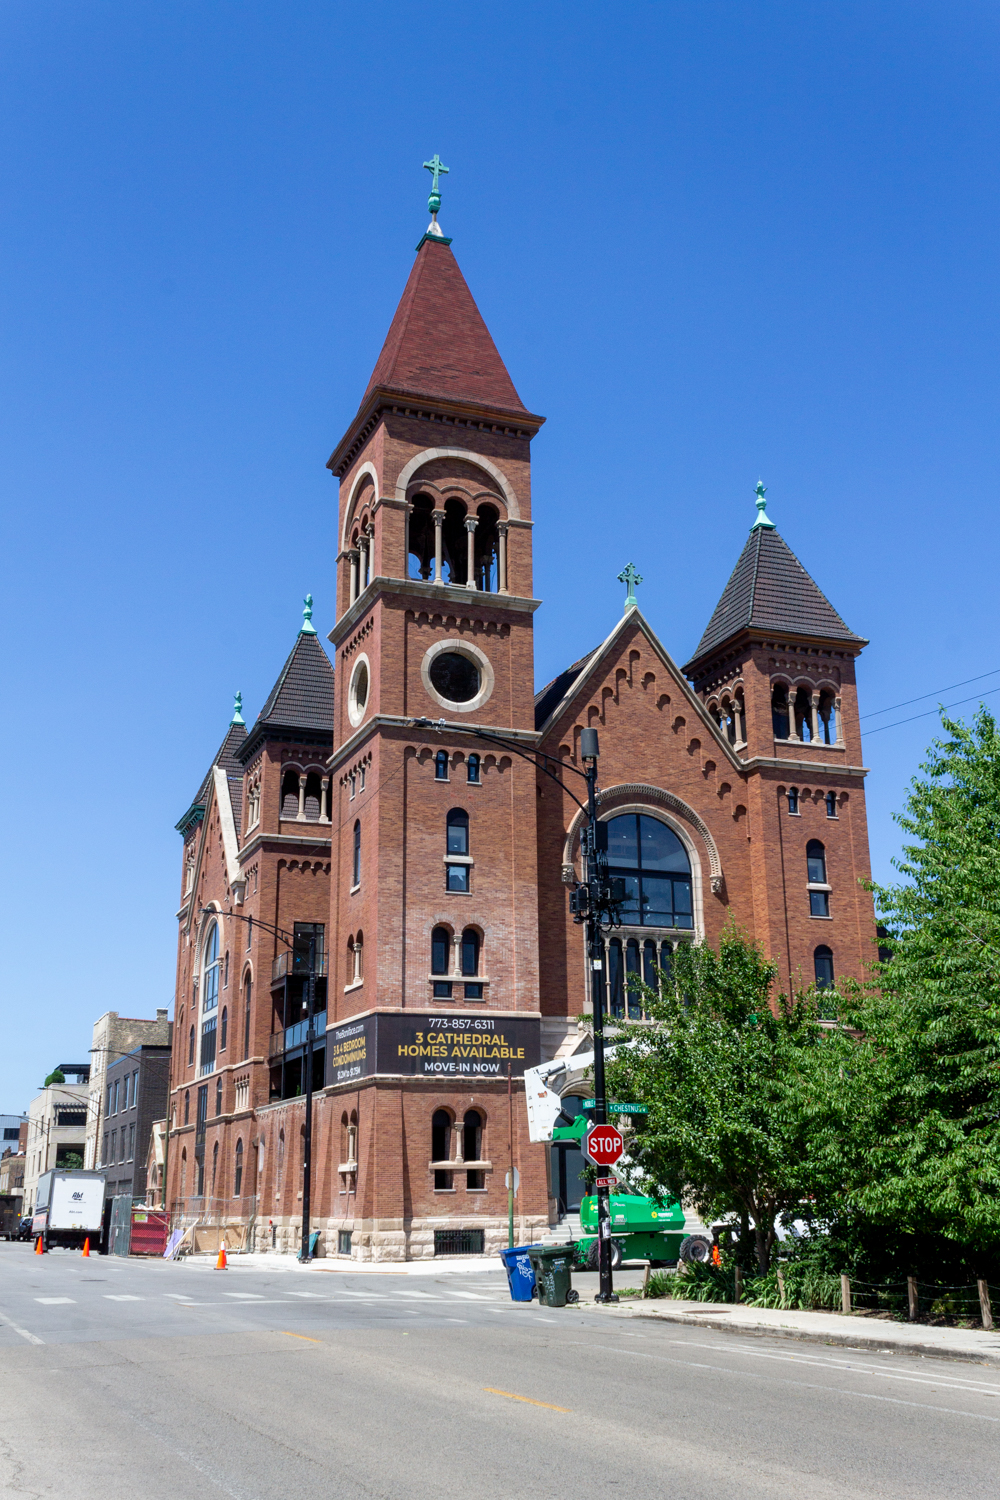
left=327, top=388, right=544, bottom=479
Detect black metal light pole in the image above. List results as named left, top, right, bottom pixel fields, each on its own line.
left=410, top=717, right=621, bottom=1303
left=197, top=909, right=319, bottom=1260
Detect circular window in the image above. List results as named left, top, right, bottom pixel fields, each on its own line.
left=348, top=654, right=370, bottom=728
left=429, top=652, right=480, bottom=704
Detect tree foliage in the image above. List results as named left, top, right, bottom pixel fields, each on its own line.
left=603, top=927, right=847, bottom=1273
left=841, top=708, right=1000, bottom=1250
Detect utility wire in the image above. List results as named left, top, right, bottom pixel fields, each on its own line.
left=860, top=667, right=1000, bottom=720
left=864, top=685, right=1000, bottom=736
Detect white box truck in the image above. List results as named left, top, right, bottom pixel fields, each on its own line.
left=32, top=1170, right=106, bottom=1251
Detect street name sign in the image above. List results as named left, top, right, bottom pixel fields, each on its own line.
left=582, top=1101, right=647, bottom=1114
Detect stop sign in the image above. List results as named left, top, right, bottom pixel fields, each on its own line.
left=583, top=1123, right=625, bottom=1168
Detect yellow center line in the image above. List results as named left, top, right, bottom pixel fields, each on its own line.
left=282, top=1331, right=321, bottom=1343
left=483, top=1388, right=571, bottom=1412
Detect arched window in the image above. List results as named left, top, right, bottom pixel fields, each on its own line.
left=435, top=749, right=449, bottom=781
left=180, top=1148, right=187, bottom=1199
left=605, top=814, right=693, bottom=929
left=281, top=769, right=300, bottom=819
left=188, top=1026, right=195, bottom=1066
left=463, top=1109, right=484, bottom=1188
left=347, top=1111, right=358, bottom=1168
left=461, top=928, right=482, bottom=999
left=202, top=922, right=220, bottom=1013
left=211, top=1140, right=219, bottom=1197
left=243, top=974, right=252, bottom=1060
left=793, top=687, right=813, bottom=742
left=432, top=1110, right=453, bottom=1189
left=807, top=840, right=830, bottom=917
left=819, top=691, right=838, bottom=745
left=446, top=808, right=470, bottom=892
left=183, top=1090, right=190, bottom=1125
left=215, top=1076, right=223, bottom=1116
left=234, top=1139, right=243, bottom=1197
left=220, top=1007, right=228, bottom=1052
left=276, top=1130, right=285, bottom=1197
left=408, top=493, right=436, bottom=580
left=224, top=951, right=229, bottom=989
left=771, top=683, right=790, bottom=740
left=826, top=790, right=838, bottom=818
left=353, top=820, right=361, bottom=887
left=787, top=787, right=799, bottom=815
left=431, top=926, right=452, bottom=999
left=467, top=753, right=481, bottom=784
left=608, top=937, right=624, bottom=1018
left=625, top=937, right=643, bottom=1018
left=304, top=771, right=323, bottom=821
left=814, top=946, right=834, bottom=989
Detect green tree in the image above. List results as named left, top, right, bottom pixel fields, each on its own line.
left=843, top=708, right=1000, bottom=1250
left=604, top=927, right=846, bottom=1273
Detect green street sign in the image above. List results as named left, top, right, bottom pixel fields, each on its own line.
left=582, top=1101, right=648, bottom=1114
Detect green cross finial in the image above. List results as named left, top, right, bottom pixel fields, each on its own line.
left=423, top=153, right=449, bottom=220
left=618, top=562, right=643, bottom=612
left=750, top=479, right=776, bottom=531
left=231, top=691, right=245, bottom=726
left=301, top=593, right=317, bottom=634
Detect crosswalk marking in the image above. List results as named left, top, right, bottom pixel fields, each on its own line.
left=447, top=1290, right=488, bottom=1300
left=104, top=1295, right=143, bottom=1301
left=35, top=1297, right=75, bottom=1305
left=223, top=1293, right=266, bottom=1300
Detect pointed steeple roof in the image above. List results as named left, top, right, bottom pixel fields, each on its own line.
left=683, top=510, right=866, bottom=672
left=176, top=719, right=248, bottom=836
left=362, top=239, right=528, bottom=414
left=238, top=625, right=335, bottom=762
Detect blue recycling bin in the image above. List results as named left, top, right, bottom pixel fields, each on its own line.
left=499, top=1244, right=540, bottom=1302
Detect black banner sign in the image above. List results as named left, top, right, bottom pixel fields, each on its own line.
left=326, top=1013, right=540, bottom=1086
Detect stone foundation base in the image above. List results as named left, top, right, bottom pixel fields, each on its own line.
left=249, top=1213, right=549, bottom=1262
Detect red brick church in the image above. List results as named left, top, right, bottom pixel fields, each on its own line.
left=165, top=187, right=875, bottom=1259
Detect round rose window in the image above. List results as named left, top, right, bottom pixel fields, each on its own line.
left=428, top=651, right=480, bottom=704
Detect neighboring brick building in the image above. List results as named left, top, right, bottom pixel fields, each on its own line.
left=86, top=1009, right=172, bottom=1170
left=100, top=1044, right=172, bottom=1202
left=165, top=196, right=875, bottom=1260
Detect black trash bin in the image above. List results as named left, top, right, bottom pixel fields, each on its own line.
left=527, top=1244, right=579, bottom=1308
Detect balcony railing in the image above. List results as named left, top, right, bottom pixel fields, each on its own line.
left=271, top=952, right=329, bottom=982
left=269, top=1011, right=327, bottom=1060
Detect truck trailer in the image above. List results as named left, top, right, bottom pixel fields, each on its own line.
left=31, top=1170, right=106, bottom=1251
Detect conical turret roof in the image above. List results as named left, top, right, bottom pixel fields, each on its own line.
left=237, top=628, right=335, bottom=762
left=684, top=523, right=865, bottom=672
left=176, top=720, right=247, bottom=835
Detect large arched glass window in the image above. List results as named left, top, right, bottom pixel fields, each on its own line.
left=605, top=814, right=693, bottom=929
left=202, top=922, right=220, bottom=1013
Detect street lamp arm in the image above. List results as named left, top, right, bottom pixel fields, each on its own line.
left=198, top=907, right=295, bottom=950
left=409, top=718, right=590, bottom=815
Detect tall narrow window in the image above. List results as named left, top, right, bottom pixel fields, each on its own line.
left=353, top=820, right=361, bottom=887
left=183, top=1090, right=190, bottom=1125
left=446, top=808, right=470, bottom=892
left=224, top=951, right=229, bottom=989
left=464, top=1110, right=484, bottom=1189
left=771, top=683, right=790, bottom=739
left=814, top=946, right=834, bottom=989
left=200, top=1016, right=217, bottom=1075
left=432, top=1110, right=453, bottom=1189
left=826, top=791, right=838, bottom=818
left=467, top=754, right=480, bottom=784
left=215, top=1076, right=223, bottom=1116
left=608, top=938, right=625, bottom=1019
left=128, top=1124, right=135, bottom=1161
left=243, top=975, right=252, bottom=1060
left=461, top=928, right=482, bottom=999
left=188, top=1026, right=195, bottom=1066
left=431, top=926, right=452, bottom=999
left=807, top=840, right=830, bottom=916
left=787, top=787, right=799, bottom=815
left=202, top=921, right=220, bottom=1014
left=234, top=1139, right=243, bottom=1197
left=435, top=750, right=449, bottom=781
left=625, top=937, right=642, bottom=1018
left=220, top=1007, right=228, bottom=1052
left=211, top=1141, right=218, bottom=1197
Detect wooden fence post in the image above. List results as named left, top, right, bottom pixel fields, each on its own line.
left=907, top=1276, right=919, bottom=1321
left=776, top=1267, right=786, bottom=1308
left=641, top=1262, right=652, bottom=1299
left=734, top=1264, right=742, bottom=1304
left=841, top=1274, right=851, bottom=1315
left=978, top=1279, right=994, bottom=1331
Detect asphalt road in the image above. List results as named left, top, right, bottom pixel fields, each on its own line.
left=1, top=1242, right=997, bottom=1500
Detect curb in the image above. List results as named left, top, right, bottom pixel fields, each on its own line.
left=601, top=1304, right=1000, bottom=1368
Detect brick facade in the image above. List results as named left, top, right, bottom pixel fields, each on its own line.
left=164, top=230, right=876, bottom=1260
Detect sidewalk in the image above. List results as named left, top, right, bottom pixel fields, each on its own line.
left=179, top=1251, right=501, bottom=1276
left=603, top=1296, right=1000, bottom=1366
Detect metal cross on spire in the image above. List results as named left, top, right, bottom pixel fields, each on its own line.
left=618, top=562, right=643, bottom=612
left=422, top=153, right=449, bottom=234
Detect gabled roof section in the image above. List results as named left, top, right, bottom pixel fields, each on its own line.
left=534, top=610, right=745, bottom=773
left=175, top=720, right=247, bottom=836
left=684, top=526, right=866, bottom=671
left=239, top=630, right=335, bottom=761
left=361, top=239, right=529, bottom=415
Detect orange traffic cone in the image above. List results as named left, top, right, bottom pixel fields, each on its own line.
left=215, top=1244, right=228, bottom=1270
left=81, top=1238, right=90, bottom=1258
left=34, top=1236, right=44, bottom=1255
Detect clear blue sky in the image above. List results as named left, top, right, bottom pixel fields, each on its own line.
left=2, top=2, right=998, bottom=1107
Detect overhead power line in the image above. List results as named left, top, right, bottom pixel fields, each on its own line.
left=864, top=685, right=1000, bottom=737
left=861, top=667, right=1000, bottom=721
